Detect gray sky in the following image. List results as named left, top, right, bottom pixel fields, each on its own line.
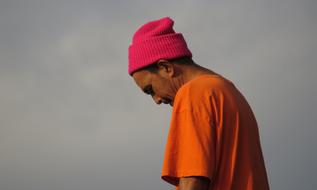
left=0, top=0, right=316, bottom=189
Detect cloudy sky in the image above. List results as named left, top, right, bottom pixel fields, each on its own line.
left=0, top=0, right=316, bottom=189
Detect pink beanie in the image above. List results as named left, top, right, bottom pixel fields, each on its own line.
left=128, top=17, right=192, bottom=75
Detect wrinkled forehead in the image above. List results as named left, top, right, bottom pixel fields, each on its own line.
left=132, top=70, right=152, bottom=89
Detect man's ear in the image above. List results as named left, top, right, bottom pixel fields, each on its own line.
left=157, top=59, right=174, bottom=77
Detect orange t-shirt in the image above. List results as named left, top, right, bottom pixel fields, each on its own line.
left=161, top=75, right=269, bottom=190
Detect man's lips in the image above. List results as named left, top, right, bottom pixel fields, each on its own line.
left=162, top=100, right=170, bottom=104
left=162, top=98, right=173, bottom=106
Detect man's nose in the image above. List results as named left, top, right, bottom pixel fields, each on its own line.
left=152, top=95, right=162, bottom=105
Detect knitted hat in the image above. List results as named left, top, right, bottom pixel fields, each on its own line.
left=128, top=17, right=192, bottom=75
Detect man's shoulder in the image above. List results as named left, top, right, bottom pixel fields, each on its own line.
left=173, top=74, right=234, bottom=109
left=173, top=74, right=234, bottom=112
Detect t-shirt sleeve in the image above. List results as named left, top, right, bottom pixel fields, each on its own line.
left=161, top=86, right=216, bottom=186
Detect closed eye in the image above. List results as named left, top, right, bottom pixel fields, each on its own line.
left=143, top=85, right=154, bottom=95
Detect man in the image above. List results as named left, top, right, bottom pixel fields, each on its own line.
left=128, top=17, right=269, bottom=190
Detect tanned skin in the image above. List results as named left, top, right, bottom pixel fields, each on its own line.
left=133, top=58, right=218, bottom=106
left=132, top=58, right=217, bottom=190
left=179, top=176, right=210, bottom=190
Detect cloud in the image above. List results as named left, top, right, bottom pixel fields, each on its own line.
left=0, top=0, right=316, bottom=190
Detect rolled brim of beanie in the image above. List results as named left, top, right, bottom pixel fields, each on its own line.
left=128, top=33, right=192, bottom=75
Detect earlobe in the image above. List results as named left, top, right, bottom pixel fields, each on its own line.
left=168, top=65, right=175, bottom=77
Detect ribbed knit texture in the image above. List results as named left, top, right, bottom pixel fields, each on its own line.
left=128, top=17, right=192, bottom=75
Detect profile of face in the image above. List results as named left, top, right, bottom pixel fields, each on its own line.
left=132, top=60, right=177, bottom=106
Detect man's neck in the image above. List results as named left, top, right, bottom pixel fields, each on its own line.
left=171, top=63, right=218, bottom=94
left=182, top=63, right=218, bottom=83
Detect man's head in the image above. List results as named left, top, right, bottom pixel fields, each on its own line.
left=132, top=57, right=193, bottom=106
left=128, top=17, right=193, bottom=106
